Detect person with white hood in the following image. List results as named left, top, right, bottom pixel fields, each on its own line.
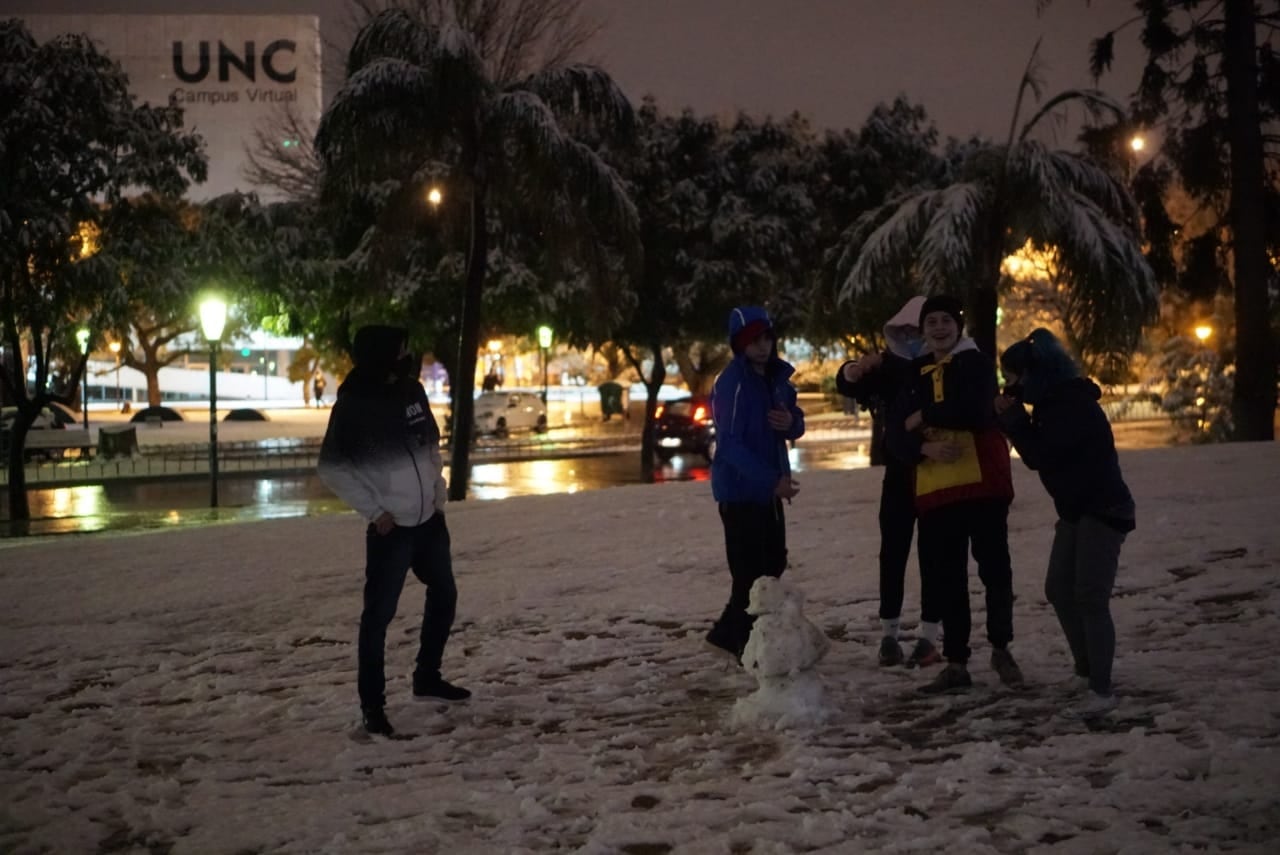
left=835, top=296, right=943, bottom=669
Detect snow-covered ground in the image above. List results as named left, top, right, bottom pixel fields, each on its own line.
left=1, top=443, right=1277, bottom=853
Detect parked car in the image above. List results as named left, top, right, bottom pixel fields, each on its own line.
left=473, top=391, right=548, bottom=438
left=653, top=396, right=716, bottom=463
left=1, top=405, right=74, bottom=462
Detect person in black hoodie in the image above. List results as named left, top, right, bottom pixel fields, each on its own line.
left=836, top=296, right=943, bottom=669
left=318, top=325, right=469, bottom=738
left=996, top=329, right=1135, bottom=720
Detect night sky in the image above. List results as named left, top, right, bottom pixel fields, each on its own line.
left=1, top=0, right=1145, bottom=142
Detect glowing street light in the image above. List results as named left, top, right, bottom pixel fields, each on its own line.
left=427, top=186, right=443, bottom=207
left=1194, top=324, right=1213, bottom=343
left=537, top=325, right=553, bottom=405
left=1130, top=135, right=1146, bottom=153
left=199, top=296, right=228, bottom=508
left=76, top=327, right=91, bottom=431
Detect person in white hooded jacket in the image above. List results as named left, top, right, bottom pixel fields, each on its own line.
left=318, top=325, right=468, bottom=738
left=835, top=297, right=943, bottom=669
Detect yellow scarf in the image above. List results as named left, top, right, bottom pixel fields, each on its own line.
left=920, top=354, right=953, bottom=403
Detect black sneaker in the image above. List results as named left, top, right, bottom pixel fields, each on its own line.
left=413, top=678, right=472, bottom=702
left=877, top=636, right=904, bottom=667
left=362, top=706, right=395, bottom=736
left=905, top=638, right=943, bottom=669
left=918, top=663, right=973, bottom=694
left=991, top=648, right=1025, bottom=686
left=705, top=629, right=743, bottom=664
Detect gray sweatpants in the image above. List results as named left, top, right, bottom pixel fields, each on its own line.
left=1044, top=515, right=1127, bottom=695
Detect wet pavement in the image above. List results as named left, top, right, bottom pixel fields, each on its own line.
left=0, top=410, right=1178, bottom=539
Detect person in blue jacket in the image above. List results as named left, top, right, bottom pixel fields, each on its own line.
left=706, top=306, right=805, bottom=660
left=996, top=329, right=1135, bottom=720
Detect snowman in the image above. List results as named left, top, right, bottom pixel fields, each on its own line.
left=731, top=576, right=830, bottom=728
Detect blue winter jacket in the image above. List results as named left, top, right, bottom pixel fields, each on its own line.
left=710, top=307, right=806, bottom=504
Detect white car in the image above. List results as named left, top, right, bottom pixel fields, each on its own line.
left=472, top=391, right=548, bottom=438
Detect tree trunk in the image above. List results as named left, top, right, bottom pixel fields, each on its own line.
left=970, top=222, right=1004, bottom=360
left=145, top=363, right=162, bottom=407
left=1223, top=0, right=1276, bottom=441
left=639, top=346, right=666, bottom=483
left=5, top=405, right=35, bottom=521
left=447, top=187, right=488, bottom=501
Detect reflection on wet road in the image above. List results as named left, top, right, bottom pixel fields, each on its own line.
left=0, top=442, right=871, bottom=538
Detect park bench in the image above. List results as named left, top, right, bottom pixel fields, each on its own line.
left=20, top=428, right=93, bottom=461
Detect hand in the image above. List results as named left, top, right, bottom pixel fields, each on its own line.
left=905, top=410, right=924, bottom=432
left=373, top=511, right=396, bottom=535
left=921, top=440, right=963, bottom=463
left=767, top=406, right=793, bottom=432
left=775, top=476, right=800, bottom=500
left=840, top=361, right=863, bottom=383
left=858, top=352, right=883, bottom=373
left=994, top=394, right=1018, bottom=415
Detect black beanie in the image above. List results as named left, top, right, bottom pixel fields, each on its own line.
left=918, top=295, right=964, bottom=330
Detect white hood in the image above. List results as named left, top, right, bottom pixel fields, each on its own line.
left=884, top=296, right=927, bottom=360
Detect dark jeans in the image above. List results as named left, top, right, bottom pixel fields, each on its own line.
left=710, top=499, right=787, bottom=655
left=1045, top=515, right=1126, bottom=695
left=878, top=463, right=937, bottom=624
left=917, top=499, right=1014, bottom=665
left=358, top=513, right=457, bottom=709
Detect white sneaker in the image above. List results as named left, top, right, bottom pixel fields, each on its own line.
left=1064, top=691, right=1118, bottom=720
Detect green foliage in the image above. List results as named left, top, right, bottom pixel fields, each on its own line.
left=314, top=8, right=638, bottom=499
left=1155, top=336, right=1234, bottom=443
left=0, top=18, right=206, bottom=518
left=1085, top=0, right=1278, bottom=440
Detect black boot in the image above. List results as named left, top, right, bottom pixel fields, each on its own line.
left=362, top=706, right=394, bottom=736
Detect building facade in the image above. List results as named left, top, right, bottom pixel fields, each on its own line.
left=20, top=14, right=322, bottom=200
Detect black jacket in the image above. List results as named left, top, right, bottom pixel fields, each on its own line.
left=886, top=341, right=999, bottom=465
left=997, top=377, right=1135, bottom=532
left=835, top=352, right=916, bottom=467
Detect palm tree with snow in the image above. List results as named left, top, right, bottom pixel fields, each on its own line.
left=316, top=8, right=639, bottom=500
left=839, top=45, right=1157, bottom=363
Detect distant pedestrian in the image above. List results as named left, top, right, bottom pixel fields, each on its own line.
left=997, top=329, right=1135, bottom=720
left=887, top=295, right=1021, bottom=694
left=318, top=326, right=468, bottom=739
left=312, top=371, right=327, bottom=408
left=836, top=296, right=943, bottom=669
left=706, top=306, right=805, bottom=662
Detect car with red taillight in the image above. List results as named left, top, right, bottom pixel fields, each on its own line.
left=653, top=396, right=716, bottom=463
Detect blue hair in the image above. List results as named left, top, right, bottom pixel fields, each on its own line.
left=999, top=328, right=1079, bottom=404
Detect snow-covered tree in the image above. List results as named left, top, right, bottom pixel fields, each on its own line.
left=1086, top=0, right=1278, bottom=441
left=590, top=101, right=823, bottom=480
left=97, top=194, right=268, bottom=407
left=315, top=8, right=639, bottom=500
left=0, top=19, right=206, bottom=521
left=839, top=46, right=1158, bottom=364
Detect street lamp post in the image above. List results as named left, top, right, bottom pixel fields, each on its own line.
left=537, top=325, right=553, bottom=406
left=108, top=341, right=122, bottom=410
left=75, top=327, right=90, bottom=431
left=200, top=297, right=227, bottom=508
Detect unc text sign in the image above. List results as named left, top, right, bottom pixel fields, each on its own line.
left=20, top=14, right=321, bottom=199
